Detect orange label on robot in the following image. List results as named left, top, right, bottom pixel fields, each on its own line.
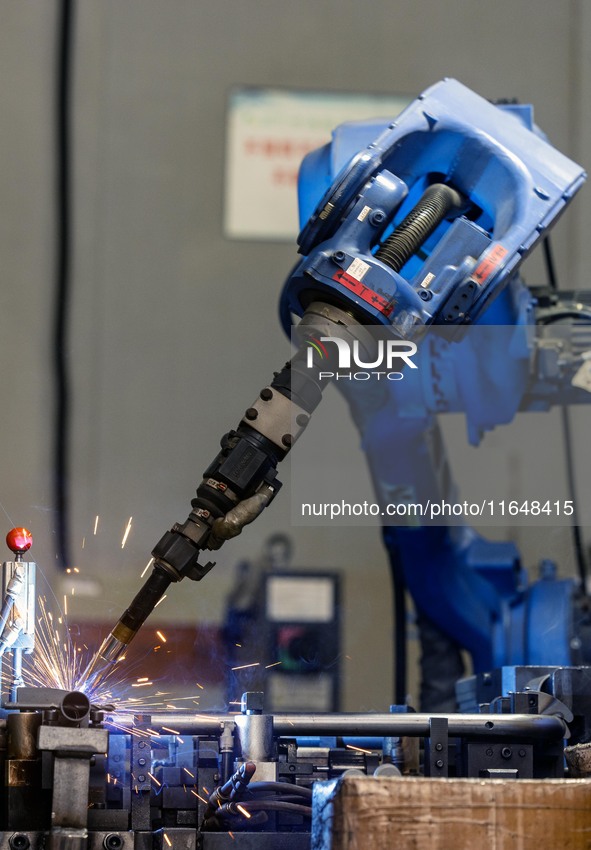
left=332, top=270, right=395, bottom=318
left=473, top=244, right=508, bottom=284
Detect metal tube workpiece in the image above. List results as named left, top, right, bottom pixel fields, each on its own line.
left=107, top=712, right=567, bottom=740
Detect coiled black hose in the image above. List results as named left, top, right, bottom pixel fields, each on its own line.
left=247, top=781, right=313, bottom=799
left=376, top=183, right=464, bottom=273
left=222, top=800, right=312, bottom=818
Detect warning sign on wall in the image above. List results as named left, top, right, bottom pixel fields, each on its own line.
left=224, top=88, right=409, bottom=241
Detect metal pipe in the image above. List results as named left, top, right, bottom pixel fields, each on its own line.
left=10, top=648, right=24, bottom=703
left=107, top=711, right=566, bottom=740
left=60, top=690, right=90, bottom=724
left=235, top=713, right=274, bottom=761
left=7, top=712, right=41, bottom=761
left=0, top=596, right=16, bottom=635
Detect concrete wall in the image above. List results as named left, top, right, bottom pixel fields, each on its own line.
left=0, top=0, right=588, bottom=709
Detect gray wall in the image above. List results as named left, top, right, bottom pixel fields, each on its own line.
left=1, top=0, right=589, bottom=709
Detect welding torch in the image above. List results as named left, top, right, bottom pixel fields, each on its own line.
left=82, top=302, right=366, bottom=690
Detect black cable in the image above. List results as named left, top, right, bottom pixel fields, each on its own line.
left=54, top=0, right=75, bottom=569
left=561, top=405, right=588, bottom=593
left=247, top=782, right=312, bottom=799
left=246, top=795, right=310, bottom=805
left=226, top=800, right=312, bottom=817
left=540, top=236, right=588, bottom=593
left=383, top=536, right=407, bottom=706
left=543, top=237, right=558, bottom=291
left=539, top=310, right=591, bottom=324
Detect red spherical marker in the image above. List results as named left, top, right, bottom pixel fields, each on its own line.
left=6, top=527, right=33, bottom=556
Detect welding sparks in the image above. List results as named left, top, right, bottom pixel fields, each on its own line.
left=121, top=517, right=133, bottom=549
left=154, top=595, right=167, bottom=608
left=190, top=790, right=208, bottom=805
left=24, top=599, right=147, bottom=704
left=161, top=725, right=181, bottom=735
left=20, top=591, right=208, bottom=729
left=108, top=721, right=151, bottom=739
left=236, top=804, right=251, bottom=819
left=141, top=558, right=154, bottom=578
left=163, top=834, right=172, bottom=847
left=23, top=597, right=85, bottom=694
left=93, top=515, right=100, bottom=535
left=265, top=661, right=282, bottom=668
left=166, top=695, right=203, bottom=703
left=156, top=630, right=167, bottom=643
left=346, top=744, right=373, bottom=755
left=231, top=662, right=260, bottom=671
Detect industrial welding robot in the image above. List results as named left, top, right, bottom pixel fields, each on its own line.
left=84, top=79, right=591, bottom=710
left=5, top=79, right=591, bottom=848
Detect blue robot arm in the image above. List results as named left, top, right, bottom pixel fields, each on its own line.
left=280, top=79, right=589, bottom=708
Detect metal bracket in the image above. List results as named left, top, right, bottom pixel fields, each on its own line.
left=425, top=717, right=448, bottom=777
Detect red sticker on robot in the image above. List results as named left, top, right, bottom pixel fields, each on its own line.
left=332, top=270, right=395, bottom=318
left=473, top=244, right=508, bottom=284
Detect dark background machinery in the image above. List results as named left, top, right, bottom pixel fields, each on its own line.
left=223, top=536, right=341, bottom=713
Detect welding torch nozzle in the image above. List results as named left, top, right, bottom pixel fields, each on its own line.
left=81, top=566, right=173, bottom=690
left=80, top=633, right=127, bottom=690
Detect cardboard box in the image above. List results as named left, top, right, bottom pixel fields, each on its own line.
left=312, top=776, right=591, bottom=850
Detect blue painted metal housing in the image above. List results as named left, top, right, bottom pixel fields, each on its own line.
left=281, top=78, right=585, bottom=339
